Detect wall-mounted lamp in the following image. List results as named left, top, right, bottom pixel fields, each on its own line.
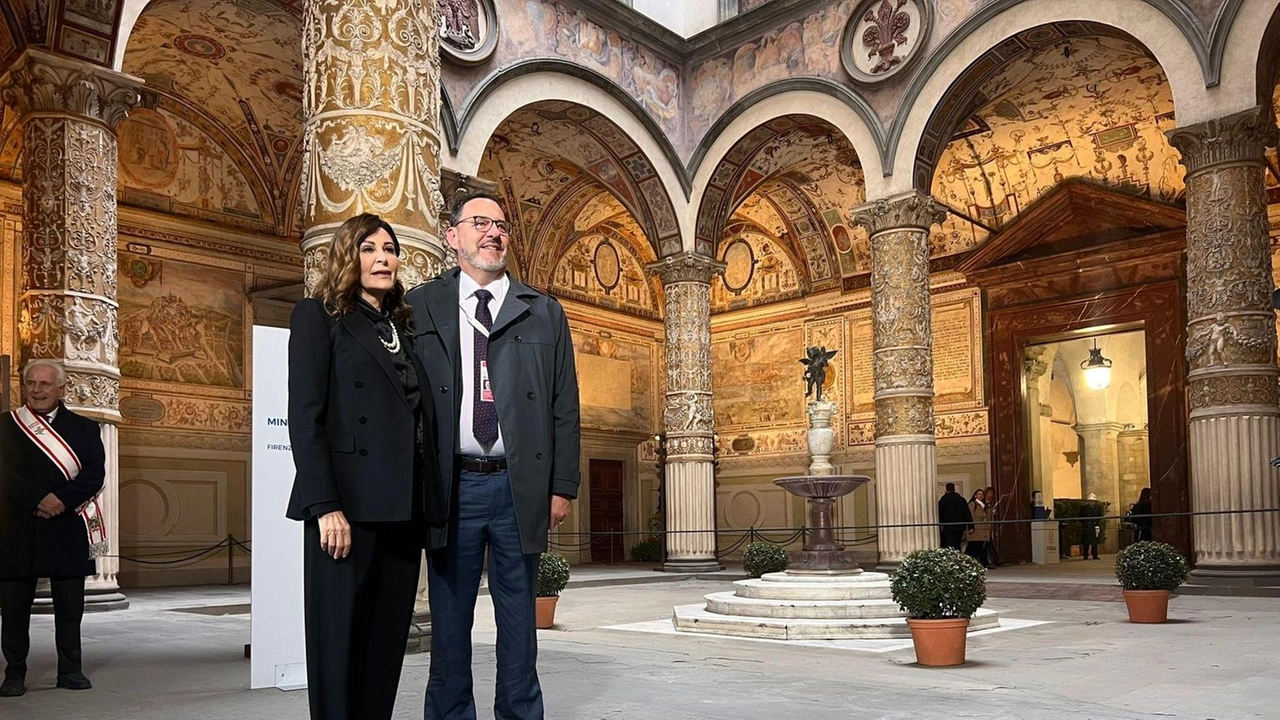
left=1081, top=338, right=1113, bottom=390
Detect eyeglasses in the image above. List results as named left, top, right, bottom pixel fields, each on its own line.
left=456, top=216, right=511, bottom=236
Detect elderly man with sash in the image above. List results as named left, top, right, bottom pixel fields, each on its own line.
left=0, top=360, right=106, bottom=697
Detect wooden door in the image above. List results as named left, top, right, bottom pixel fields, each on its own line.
left=589, top=459, right=625, bottom=563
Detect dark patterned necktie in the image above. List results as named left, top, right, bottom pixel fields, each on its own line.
left=473, top=289, right=498, bottom=446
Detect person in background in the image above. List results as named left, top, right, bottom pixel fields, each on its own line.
left=965, top=488, right=992, bottom=569
left=937, top=483, right=973, bottom=551
left=0, top=360, right=105, bottom=697
left=1131, top=487, right=1154, bottom=542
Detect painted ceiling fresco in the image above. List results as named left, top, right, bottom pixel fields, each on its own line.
left=479, top=101, right=677, bottom=290
left=930, top=34, right=1181, bottom=256
left=699, top=116, right=865, bottom=297
left=120, top=0, right=303, bottom=235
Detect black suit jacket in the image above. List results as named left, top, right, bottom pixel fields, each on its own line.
left=938, top=491, right=974, bottom=531
left=405, top=269, right=581, bottom=553
left=0, top=403, right=105, bottom=578
left=285, top=298, right=446, bottom=528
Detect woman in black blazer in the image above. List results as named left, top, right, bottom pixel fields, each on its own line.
left=285, top=213, right=443, bottom=720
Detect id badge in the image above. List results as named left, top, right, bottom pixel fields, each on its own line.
left=480, top=361, right=494, bottom=402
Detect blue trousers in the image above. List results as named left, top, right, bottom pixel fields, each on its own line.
left=425, top=469, right=543, bottom=720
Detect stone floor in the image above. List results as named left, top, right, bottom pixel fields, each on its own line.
left=1, top=561, right=1276, bottom=719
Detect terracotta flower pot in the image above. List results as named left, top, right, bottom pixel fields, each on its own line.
left=1122, top=589, right=1170, bottom=623
left=535, top=596, right=558, bottom=629
left=906, top=617, right=970, bottom=666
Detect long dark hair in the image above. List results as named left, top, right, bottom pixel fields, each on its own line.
left=313, top=213, right=412, bottom=332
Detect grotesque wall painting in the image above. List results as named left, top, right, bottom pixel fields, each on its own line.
left=117, top=255, right=246, bottom=389
left=122, top=0, right=303, bottom=235
left=931, top=35, right=1181, bottom=255
left=712, top=227, right=802, bottom=312
left=552, top=230, right=657, bottom=318
left=448, top=0, right=680, bottom=148
left=118, top=107, right=265, bottom=227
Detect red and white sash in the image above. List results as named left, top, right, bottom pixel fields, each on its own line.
left=11, top=405, right=109, bottom=558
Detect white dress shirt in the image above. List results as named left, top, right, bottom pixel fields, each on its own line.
left=457, top=272, right=509, bottom=457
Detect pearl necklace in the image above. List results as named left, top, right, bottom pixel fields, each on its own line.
left=380, top=320, right=401, bottom=354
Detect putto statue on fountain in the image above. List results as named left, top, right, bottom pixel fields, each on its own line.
left=800, top=346, right=838, bottom=402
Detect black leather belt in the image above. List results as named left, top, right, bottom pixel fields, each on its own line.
left=458, top=456, right=507, bottom=473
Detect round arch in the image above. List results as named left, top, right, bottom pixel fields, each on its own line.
left=891, top=0, right=1221, bottom=196
left=451, top=65, right=688, bottom=248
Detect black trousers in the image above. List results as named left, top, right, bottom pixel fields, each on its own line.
left=303, top=518, right=422, bottom=720
left=1, top=575, right=86, bottom=678
left=940, top=529, right=965, bottom=550
left=964, top=540, right=988, bottom=567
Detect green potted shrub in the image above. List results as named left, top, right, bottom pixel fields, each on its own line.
left=1114, top=541, right=1189, bottom=623
left=890, top=548, right=987, bottom=666
left=535, top=552, right=571, bottom=629
left=742, top=541, right=788, bottom=578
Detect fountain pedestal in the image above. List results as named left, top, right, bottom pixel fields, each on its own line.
left=773, top=475, right=869, bottom=574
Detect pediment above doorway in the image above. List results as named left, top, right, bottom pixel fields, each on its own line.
left=956, top=180, right=1186, bottom=275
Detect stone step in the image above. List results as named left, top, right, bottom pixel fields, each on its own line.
left=705, top=592, right=907, bottom=619
left=760, top=571, right=891, bottom=584
left=734, top=578, right=893, bottom=601
left=672, top=604, right=1000, bottom=640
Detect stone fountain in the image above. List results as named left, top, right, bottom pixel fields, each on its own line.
left=672, top=346, right=999, bottom=640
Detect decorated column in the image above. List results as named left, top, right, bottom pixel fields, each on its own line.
left=0, top=48, right=141, bottom=609
left=1168, top=106, right=1280, bottom=581
left=649, top=253, right=724, bottom=573
left=301, top=0, right=447, bottom=292
left=852, top=192, right=946, bottom=568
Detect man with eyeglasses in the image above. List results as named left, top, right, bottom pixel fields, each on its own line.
left=0, top=360, right=105, bottom=697
left=406, top=191, right=580, bottom=720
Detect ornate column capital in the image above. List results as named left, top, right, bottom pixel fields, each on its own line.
left=647, top=252, right=725, bottom=286
left=1167, top=105, right=1276, bottom=177
left=1024, top=346, right=1050, bottom=380
left=0, top=47, right=141, bottom=128
left=850, top=191, right=946, bottom=236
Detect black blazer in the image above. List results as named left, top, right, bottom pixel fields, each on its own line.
left=285, top=298, right=446, bottom=527
left=0, top=403, right=105, bottom=578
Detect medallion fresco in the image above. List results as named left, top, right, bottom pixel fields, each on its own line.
left=551, top=231, right=657, bottom=318
left=117, top=255, right=246, bottom=389
left=711, top=227, right=802, bottom=312
left=931, top=35, right=1182, bottom=256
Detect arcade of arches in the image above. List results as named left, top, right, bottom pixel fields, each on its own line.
left=2, top=0, right=1280, bottom=595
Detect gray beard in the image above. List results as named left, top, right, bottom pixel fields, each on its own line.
left=459, top=247, right=506, bottom=273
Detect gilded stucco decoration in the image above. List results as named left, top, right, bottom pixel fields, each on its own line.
left=1168, top=106, right=1279, bottom=410
left=840, top=0, right=931, bottom=84
left=302, top=0, right=446, bottom=287
left=930, top=32, right=1182, bottom=257
left=0, top=48, right=140, bottom=421
left=852, top=192, right=945, bottom=437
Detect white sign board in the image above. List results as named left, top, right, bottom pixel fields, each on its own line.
left=250, top=325, right=307, bottom=690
